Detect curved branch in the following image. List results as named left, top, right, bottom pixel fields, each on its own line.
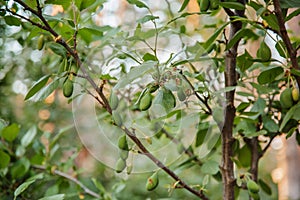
left=32, top=165, right=100, bottom=198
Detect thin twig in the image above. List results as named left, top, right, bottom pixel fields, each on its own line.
left=32, top=165, right=100, bottom=198
left=273, top=0, right=300, bottom=87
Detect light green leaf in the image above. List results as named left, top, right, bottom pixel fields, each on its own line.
left=14, top=180, right=36, bottom=200
left=1, top=123, right=20, bottom=142
left=21, top=126, right=37, bottom=147
left=31, top=78, right=60, bottom=102
left=114, top=61, right=156, bottom=89
left=127, top=0, right=148, bottom=9
left=38, top=194, right=65, bottom=200
left=25, top=75, right=51, bottom=100
left=137, top=15, right=159, bottom=23
left=279, top=0, right=300, bottom=8
left=201, top=160, right=219, bottom=175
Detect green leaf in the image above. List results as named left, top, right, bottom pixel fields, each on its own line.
left=178, top=0, right=190, bottom=12
left=279, top=0, right=300, bottom=8
left=78, top=27, right=103, bottom=44
left=153, top=88, right=176, bottom=113
left=14, top=180, right=36, bottom=200
left=142, top=53, right=158, bottom=61
left=45, top=0, right=71, bottom=9
left=49, top=43, right=67, bottom=57
left=0, top=150, right=10, bottom=169
left=262, top=115, right=279, bottom=133
left=38, top=194, right=65, bottom=200
left=237, top=50, right=254, bottom=72
left=196, top=122, right=209, bottom=147
left=258, top=179, right=272, bottom=195
left=275, top=40, right=287, bottom=58
left=92, top=178, right=107, bottom=195
left=285, top=8, right=300, bottom=21
left=279, top=103, right=300, bottom=131
left=11, top=158, right=31, bottom=179
left=4, top=16, right=21, bottom=26
left=236, top=102, right=250, bottom=112
left=251, top=98, right=266, bottom=115
left=25, top=75, right=51, bottom=100
left=114, top=61, right=156, bottom=89
left=21, top=126, right=37, bottom=147
left=31, top=78, right=60, bottom=102
left=1, top=123, right=20, bottom=142
left=137, top=15, right=159, bottom=23
left=127, top=0, right=148, bottom=9
left=219, top=2, right=245, bottom=10
left=201, top=160, right=219, bottom=175
left=203, top=22, right=230, bottom=50
left=237, top=144, right=251, bottom=167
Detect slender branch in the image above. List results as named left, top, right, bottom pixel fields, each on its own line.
left=273, top=0, right=300, bottom=87
left=121, top=126, right=209, bottom=199
left=32, top=165, right=100, bottom=198
left=179, top=71, right=212, bottom=114
left=259, top=134, right=276, bottom=157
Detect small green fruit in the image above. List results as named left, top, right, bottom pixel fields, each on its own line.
left=177, top=88, right=186, bottom=101
left=63, top=79, right=73, bottom=98
left=280, top=88, right=293, bottom=109
left=119, top=150, right=129, bottom=160
left=249, top=191, right=260, bottom=200
left=257, top=41, right=271, bottom=62
left=139, top=93, right=152, bottom=111
left=112, top=111, right=122, bottom=126
left=146, top=171, right=159, bottom=191
left=118, top=135, right=128, bottom=150
left=247, top=179, right=260, bottom=193
left=127, top=165, right=133, bottom=175
left=200, top=0, right=210, bottom=12
left=292, top=87, right=299, bottom=102
left=115, top=158, right=126, bottom=173
left=110, top=92, right=119, bottom=110
left=37, top=35, right=44, bottom=50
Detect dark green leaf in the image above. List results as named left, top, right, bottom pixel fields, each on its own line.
left=275, top=40, right=287, bottom=58
left=1, top=123, right=20, bottom=142
left=237, top=144, right=251, bottom=167
left=237, top=51, right=254, bottom=72
left=0, top=150, right=10, bottom=169
left=25, top=75, right=51, bottom=100
left=4, top=16, right=21, bottom=26
left=286, top=8, right=300, bottom=21
left=49, top=43, right=67, bottom=57
left=258, top=67, right=283, bottom=84
left=279, top=103, right=300, bottom=131
left=11, top=158, right=30, bottom=179
left=258, top=179, right=272, bottom=195
left=178, top=0, right=190, bottom=12
left=279, top=0, right=300, bottom=8
left=196, top=122, right=209, bottom=147
left=78, top=27, right=103, bottom=44
left=236, top=102, right=250, bottom=112
left=219, top=2, right=245, bottom=10
left=203, top=22, right=230, bottom=50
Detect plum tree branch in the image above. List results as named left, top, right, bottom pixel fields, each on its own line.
left=273, top=0, right=300, bottom=87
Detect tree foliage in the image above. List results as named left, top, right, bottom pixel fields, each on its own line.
left=1, top=0, right=300, bottom=199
